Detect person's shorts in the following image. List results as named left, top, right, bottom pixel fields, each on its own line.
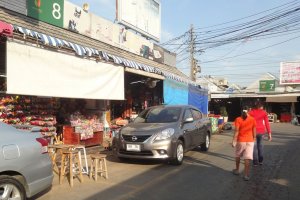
left=235, top=142, right=254, bottom=160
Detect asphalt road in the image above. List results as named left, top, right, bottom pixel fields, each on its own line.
left=36, top=123, right=300, bottom=200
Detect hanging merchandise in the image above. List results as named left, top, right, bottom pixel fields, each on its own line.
left=0, top=95, right=57, bottom=141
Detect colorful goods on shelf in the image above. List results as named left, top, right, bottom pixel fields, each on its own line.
left=70, top=112, right=103, bottom=140
left=0, top=95, right=57, bottom=137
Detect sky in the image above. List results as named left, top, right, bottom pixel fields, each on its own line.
left=69, top=0, right=300, bottom=87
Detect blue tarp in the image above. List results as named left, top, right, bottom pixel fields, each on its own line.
left=188, top=85, right=209, bottom=114
left=163, top=79, right=188, bottom=105
left=163, top=79, right=208, bottom=114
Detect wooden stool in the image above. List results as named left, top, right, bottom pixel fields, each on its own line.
left=89, top=154, right=108, bottom=181
left=48, top=144, right=74, bottom=174
left=47, top=145, right=59, bottom=174
left=59, top=150, right=83, bottom=187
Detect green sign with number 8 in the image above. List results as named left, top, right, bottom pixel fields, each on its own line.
left=27, top=0, right=64, bottom=28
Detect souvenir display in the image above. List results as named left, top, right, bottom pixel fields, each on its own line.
left=70, top=112, right=104, bottom=140
left=0, top=95, right=57, bottom=138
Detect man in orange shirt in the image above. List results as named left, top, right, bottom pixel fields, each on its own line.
left=232, top=108, right=256, bottom=181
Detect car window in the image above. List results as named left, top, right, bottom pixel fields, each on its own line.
left=134, top=107, right=182, bottom=123
left=184, top=109, right=193, bottom=120
left=134, top=109, right=149, bottom=123
left=191, top=109, right=202, bottom=120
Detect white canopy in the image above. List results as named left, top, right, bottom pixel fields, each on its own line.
left=7, top=41, right=124, bottom=100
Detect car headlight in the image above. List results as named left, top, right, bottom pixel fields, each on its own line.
left=154, top=128, right=175, bottom=141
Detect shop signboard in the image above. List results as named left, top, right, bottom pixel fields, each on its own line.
left=63, top=1, right=163, bottom=63
left=259, top=80, right=275, bottom=92
left=280, top=61, right=300, bottom=85
left=91, top=14, right=114, bottom=45
left=163, top=50, right=176, bottom=67
left=63, top=1, right=92, bottom=36
left=63, top=1, right=114, bottom=44
left=112, top=25, right=154, bottom=55
left=153, top=44, right=164, bottom=64
left=27, top=0, right=64, bottom=28
left=116, top=0, right=161, bottom=42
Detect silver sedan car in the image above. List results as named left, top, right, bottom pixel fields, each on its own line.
left=113, top=105, right=211, bottom=165
left=0, top=122, right=53, bottom=200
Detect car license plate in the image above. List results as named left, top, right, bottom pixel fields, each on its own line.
left=126, top=144, right=141, bottom=152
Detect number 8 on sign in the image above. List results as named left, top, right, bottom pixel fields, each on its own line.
left=52, top=3, right=61, bottom=20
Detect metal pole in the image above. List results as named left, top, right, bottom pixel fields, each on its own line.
left=189, top=24, right=195, bottom=81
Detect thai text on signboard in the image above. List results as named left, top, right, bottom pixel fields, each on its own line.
left=280, top=61, right=300, bottom=85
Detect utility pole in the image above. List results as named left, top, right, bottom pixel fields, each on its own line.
left=189, top=24, right=196, bottom=81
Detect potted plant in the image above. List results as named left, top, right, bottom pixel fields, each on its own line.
left=220, top=106, right=228, bottom=123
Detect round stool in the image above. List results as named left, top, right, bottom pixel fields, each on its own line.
left=89, top=154, right=108, bottom=181
left=59, top=149, right=83, bottom=187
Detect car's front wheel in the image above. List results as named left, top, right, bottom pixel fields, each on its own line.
left=170, top=140, right=184, bottom=165
left=0, top=175, right=26, bottom=200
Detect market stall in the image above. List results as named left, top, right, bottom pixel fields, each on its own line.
left=111, top=72, right=163, bottom=121
left=55, top=99, right=107, bottom=147
left=0, top=95, right=109, bottom=147
left=0, top=95, right=58, bottom=143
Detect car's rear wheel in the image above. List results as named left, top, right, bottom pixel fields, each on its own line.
left=0, top=175, right=26, bottom=200
left=171, top=140, right=184, bottom=165
left=200, top=133, right=210, bottom=151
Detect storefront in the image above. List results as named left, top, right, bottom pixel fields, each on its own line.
left=0, top=23, right=124, bottom=147
left=210, top=93, right=300, bottom=123
left=1, top=19, right=207, bottom=148
left=266, top=95, right=299, bottom=122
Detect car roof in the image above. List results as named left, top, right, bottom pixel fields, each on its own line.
left=147, top=105, right=199, bottom=110
left=0, top=122, right=17, bottom=130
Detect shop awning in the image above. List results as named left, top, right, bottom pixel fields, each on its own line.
left=266, top=96, right=298, bottom=103
left=10, top=24, right=199, bottom=86
left=0, top=20, right=13, bottom=37
left=125, top=68, right=165, bottom=80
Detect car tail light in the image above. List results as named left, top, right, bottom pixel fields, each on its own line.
left=36, top=138, right=48, bottom=154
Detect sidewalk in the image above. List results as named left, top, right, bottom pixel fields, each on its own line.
left=37, top=146, right=123, bottom=200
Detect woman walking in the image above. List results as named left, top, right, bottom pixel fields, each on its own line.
left=249, top=100, right=272, bottom=166
left=232, top=108, right=256, bottom=181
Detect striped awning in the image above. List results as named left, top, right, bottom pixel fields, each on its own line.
left=10, top=23, right=198, bottom=86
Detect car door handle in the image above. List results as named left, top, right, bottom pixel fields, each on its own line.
left=184, top=129, right=192, bottom=134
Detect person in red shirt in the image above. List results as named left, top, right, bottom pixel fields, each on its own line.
left=248, top=100, right=272, bottom=166
left=232, top=108, right=256, bottom=181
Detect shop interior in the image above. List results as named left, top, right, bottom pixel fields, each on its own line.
left=110, top=72, right=163, bottom=124
left=0, top=94, right=108, bottom=146
left=0, top=72, right=164, bottom=147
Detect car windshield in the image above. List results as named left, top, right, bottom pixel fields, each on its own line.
left=134, top=107, right=182, bottom=123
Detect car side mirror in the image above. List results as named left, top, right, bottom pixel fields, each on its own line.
left=184, top=117, right=194, bottom=123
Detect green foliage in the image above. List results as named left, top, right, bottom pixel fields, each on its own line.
left=220, top=106, right=228, bottom=116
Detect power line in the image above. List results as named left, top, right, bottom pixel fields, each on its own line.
left=201, top=34, right=300, bottom=63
